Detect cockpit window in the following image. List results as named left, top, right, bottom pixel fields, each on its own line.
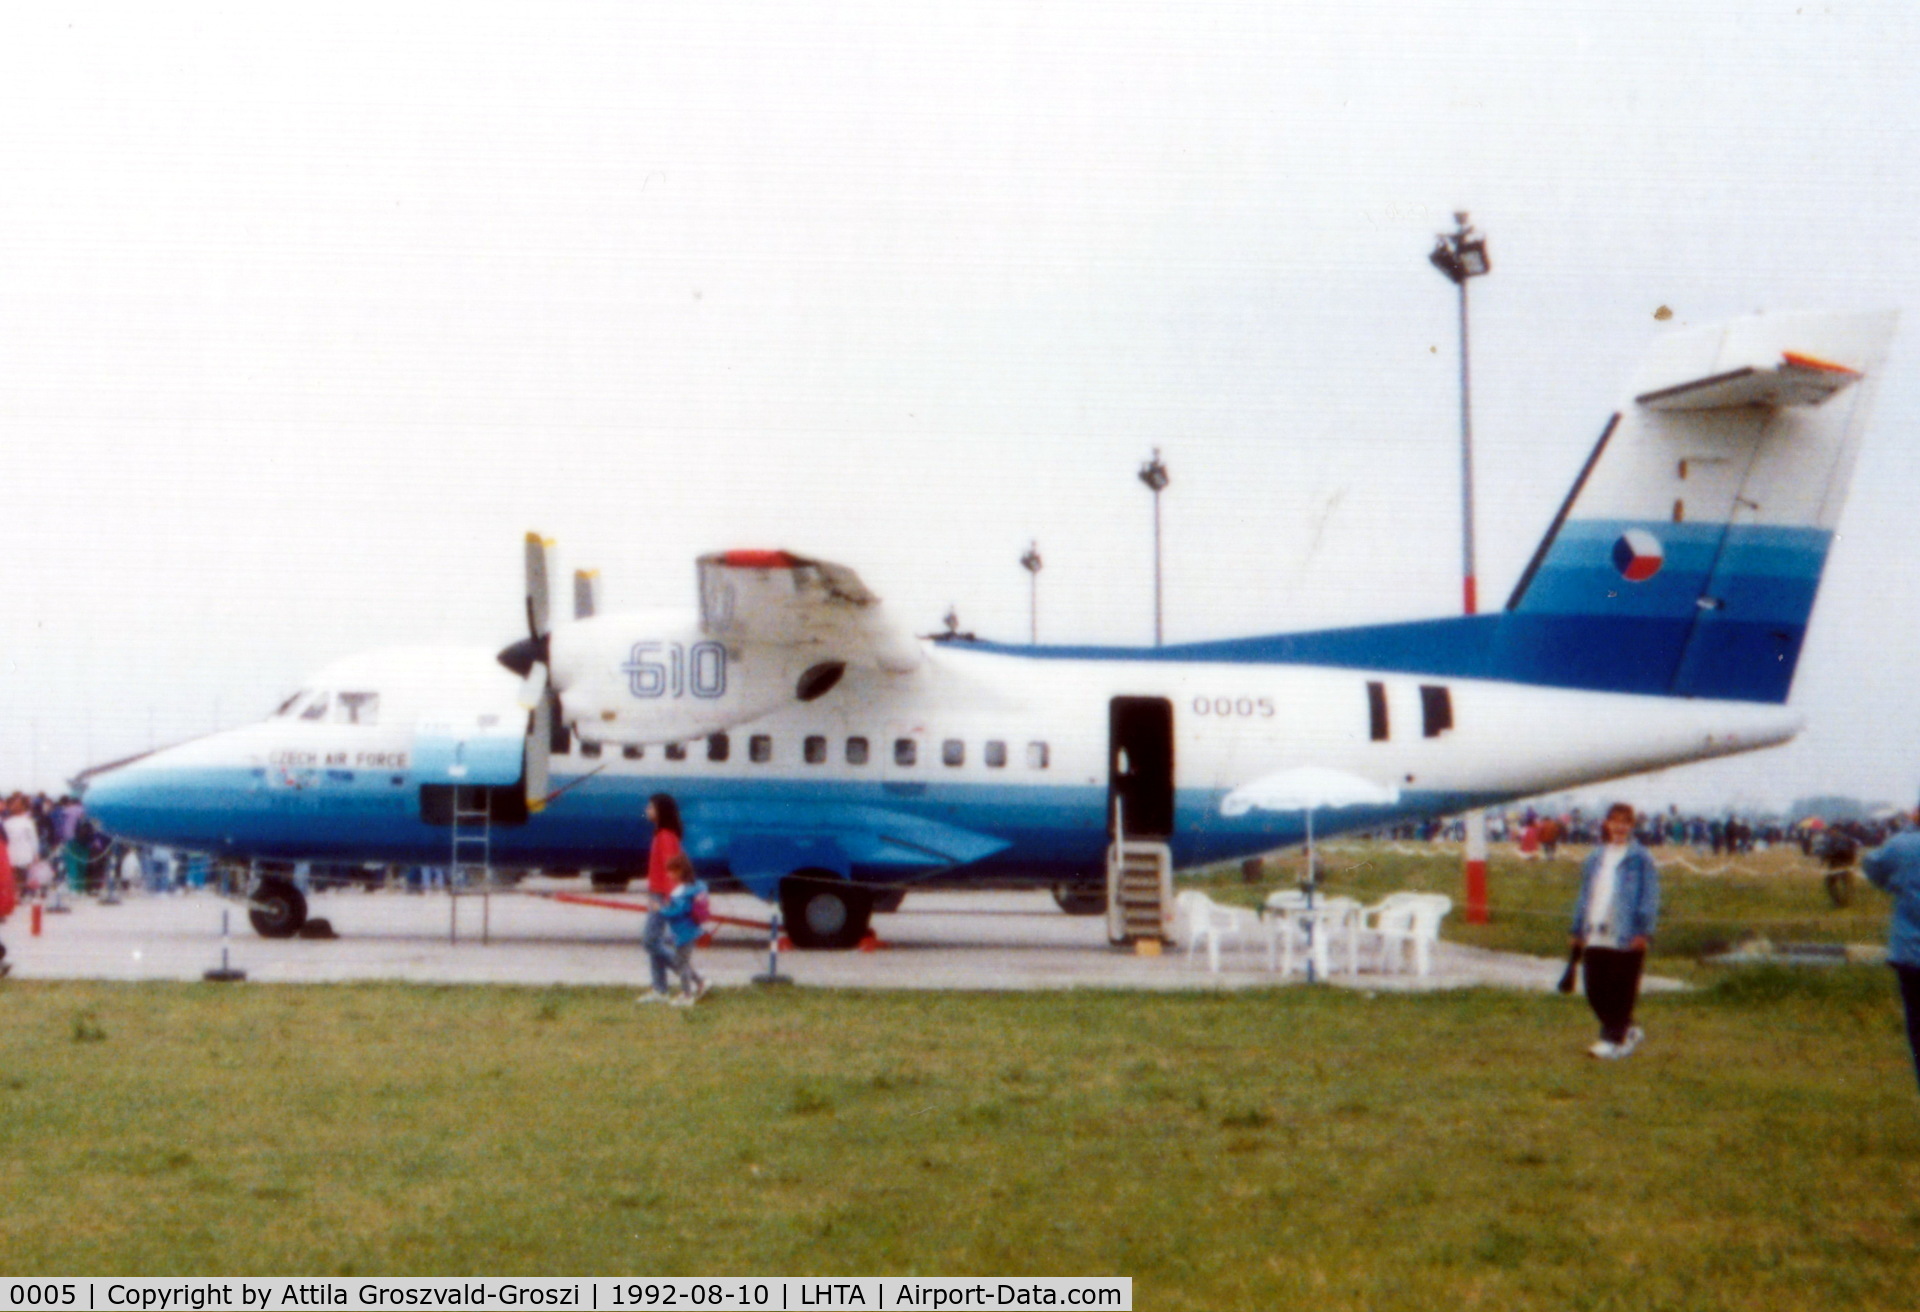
left=299, top=693, right=331, bottom=721
left=274, top=691, right=306, bottom=718
left=336, top=692, right=380, bottom=726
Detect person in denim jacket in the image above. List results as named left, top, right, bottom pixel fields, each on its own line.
left=640, top=853, right=710, bottom=1005
left=1861, top=815, right=1920, bottom=1092
left=1570, top=802, right=1661, bottom=1059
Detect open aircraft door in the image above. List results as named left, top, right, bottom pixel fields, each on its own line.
left=1106, top=696, right=1176, bottom=945
left=415, top=724, right=530, bottom=826
left=1108, top=696, right=1175, bottom=839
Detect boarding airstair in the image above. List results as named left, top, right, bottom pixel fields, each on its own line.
left=447, top=786, right=496, bottom=944
left=1105, top=800, right=1174, bottom=946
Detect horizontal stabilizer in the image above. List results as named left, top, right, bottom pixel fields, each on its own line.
left=1635, top=351, right=1861, bottom=411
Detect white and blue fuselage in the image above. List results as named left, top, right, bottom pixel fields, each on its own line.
left=80, top=309, right=1898, bottom=943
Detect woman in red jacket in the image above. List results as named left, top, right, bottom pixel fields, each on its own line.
left=638, top=794, right=685, bottom=999
left=0, top=834, right=15, bottom=976
left=645, top=794, right=685, bottom=899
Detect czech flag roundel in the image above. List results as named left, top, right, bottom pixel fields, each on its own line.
left=1611, top=528, right=1665, bottom=582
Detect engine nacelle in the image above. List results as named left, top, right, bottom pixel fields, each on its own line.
left=547, top=610, right=836, bottom=745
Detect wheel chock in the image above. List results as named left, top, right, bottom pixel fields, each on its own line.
left=858, top=931, right=889, bottom=952
left=777, top=935, right=794, bottom=952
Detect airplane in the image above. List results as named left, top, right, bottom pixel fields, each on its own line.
left=81, top=308, right=1898, bottom=949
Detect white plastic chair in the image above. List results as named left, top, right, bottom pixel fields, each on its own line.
left=1262, top=889, right=1309, bottom=974
left=1177, top=891, right=1252, bottom=973
left=1359, top=892, right=1423, bottom=974
left=1367, top=892, right=1452, bottom=976
left=1315, top=895, right=1364, bottom=976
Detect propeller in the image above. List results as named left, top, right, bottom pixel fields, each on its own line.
left=497, top=533, right=565, bottom=813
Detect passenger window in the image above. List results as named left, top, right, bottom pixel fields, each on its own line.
left=894, top=738, right=917, bottom=767
left=804, top=735, right=827, bottom=764
left=623, top=745, right=644, bottom=761
left=985, top=740, right=1007, bottom=768
left=665, top=742, right=688, bottom=761
left=1420, top=685, right=1454, bottom=738
left=750, top=735, right=773, bottom=764
left=942, top=739, right=965, bottom=767
left=336, top=691, right=380, bottom=726
left=707, top=733, right=730, bottom=763
left=846, top=736, right=870, bottom=765
left=580, top=741, right=603, bottom=759
left=1368, top=681, right=1389, bottom=742
left=1027, top=741, right=1050, bottom=769
left=300, top=694, right=330, bottom=722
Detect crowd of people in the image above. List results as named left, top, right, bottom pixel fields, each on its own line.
left=1380, top=806, right=1904, bottom=859
left=2, top=792, right=120, bottom=901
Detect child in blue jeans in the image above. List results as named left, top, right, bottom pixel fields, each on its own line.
left=640, top=854, right=710, bottom=1004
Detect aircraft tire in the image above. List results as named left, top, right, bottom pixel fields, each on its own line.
left=249, top=877, right=309, bottom=939
left=779, top=874, right=873, bottom=950
left=589, top=871, right=633, bottom=892
left=1052, top=883, right=1108, bottom=916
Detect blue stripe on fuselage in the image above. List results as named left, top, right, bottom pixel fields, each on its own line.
left=84, top=763, right=1478, bottom=890
left=948, top=522, right=1831, bottom=703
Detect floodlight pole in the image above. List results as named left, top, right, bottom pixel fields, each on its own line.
left=1138, top=449, right=1170, bottom=646
left=1431, top=211, right=1492, bottom=926
left=1020, top=542, right=1043, bottom=644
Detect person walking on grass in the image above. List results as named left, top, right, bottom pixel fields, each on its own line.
left=1861, top=810, right=1920, bottom=1093
left=638, top=792, right=684, bottom=985
left=1569, top=801, right=1661, bottom=1060
left=640, top=853, right=710, bottom=1005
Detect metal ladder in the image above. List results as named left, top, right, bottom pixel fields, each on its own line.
left=448, top=786, right=494, bottom=944
left=1105, top=799, right=1174, bottom=945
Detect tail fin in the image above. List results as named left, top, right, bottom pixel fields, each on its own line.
left=1505, top=310, right=1897, bottom=701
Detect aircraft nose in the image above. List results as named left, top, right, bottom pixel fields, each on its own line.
left=496, top=633, right=549, bottom=678
left=79, top=749, right=203, bottom=847
left=79, top=761, right=144, bottom=838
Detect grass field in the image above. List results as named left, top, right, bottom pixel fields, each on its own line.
left=2, top=845, right=1916, bottom=1309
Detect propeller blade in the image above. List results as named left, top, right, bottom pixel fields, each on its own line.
left=515, top=662, right=548, bottom=711
left=525, top=697, right=552, bottom=813
left=573, top=569, right=599, bottom=620
left=525, top=532, right=554, bottom=639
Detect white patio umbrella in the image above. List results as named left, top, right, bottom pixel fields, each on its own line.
left=1221, top=766, right=1401, bottom=982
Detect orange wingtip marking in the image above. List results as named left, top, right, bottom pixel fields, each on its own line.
left=720, top=549, right=801, bottom=569
left=1782, top=351, right=1860, bottom=376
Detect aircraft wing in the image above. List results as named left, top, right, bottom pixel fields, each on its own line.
left=696, top=550, right=921, bottom=673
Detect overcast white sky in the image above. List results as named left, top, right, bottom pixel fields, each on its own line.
left=3, top=2, right=1918, bottom=812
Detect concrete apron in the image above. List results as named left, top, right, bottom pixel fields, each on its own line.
left=0, top=885, right=1688, bottom=994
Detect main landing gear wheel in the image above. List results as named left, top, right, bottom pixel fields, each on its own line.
left=779, top=874, right=874, bottom=950
left=1052, top=883, right=1108, bottom=916
left=248, top=877, right=309, bottom=939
